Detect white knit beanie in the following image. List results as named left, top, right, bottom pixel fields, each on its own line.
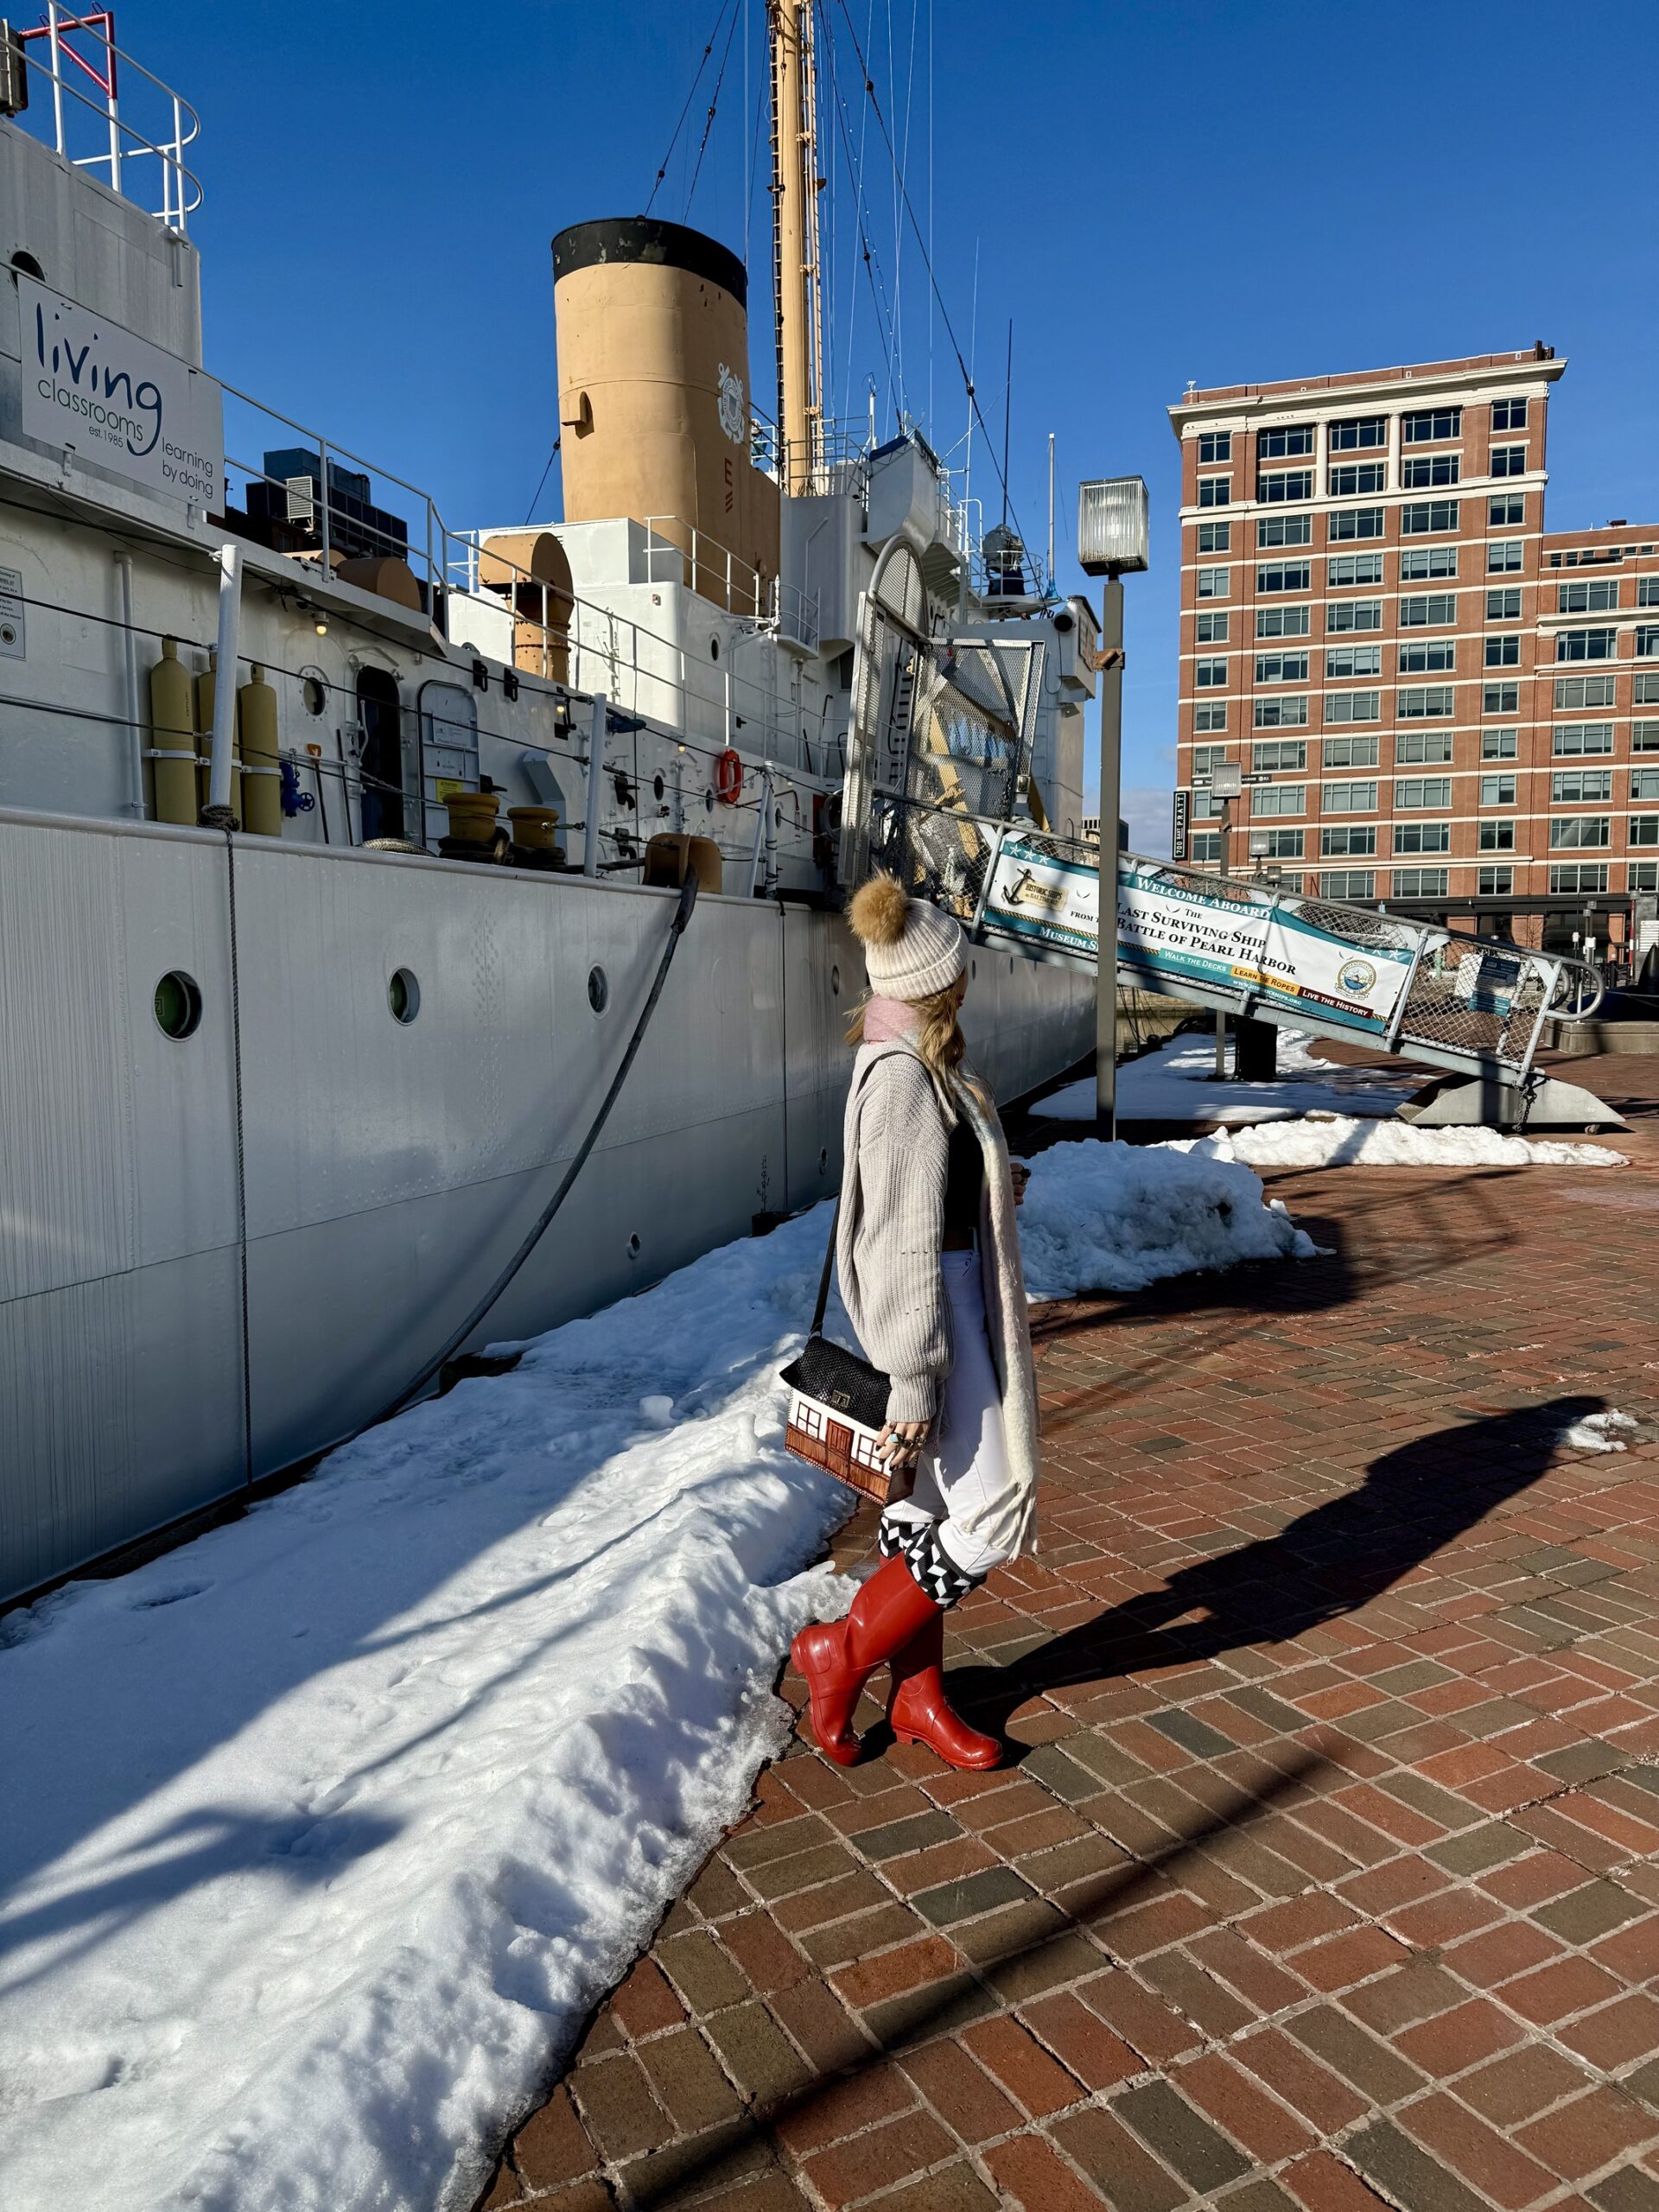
left=848, top=874, right=965, bottom=1001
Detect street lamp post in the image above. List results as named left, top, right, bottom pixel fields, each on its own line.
left=1077, top=476, right=1149, bottom=1139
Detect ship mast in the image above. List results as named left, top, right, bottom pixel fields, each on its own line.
left=769, top=0, right=825, bottom=494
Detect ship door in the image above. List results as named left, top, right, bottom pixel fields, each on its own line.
left=356, top=667, right=405, bottom=843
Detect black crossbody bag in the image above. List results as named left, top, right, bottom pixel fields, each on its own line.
left=779, top=1200, right=897, bottom=1503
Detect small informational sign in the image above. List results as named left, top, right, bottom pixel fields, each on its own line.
left=0, top=564, right=24, bottom=659
left=1240, top=772, right=1274, bottom=785
left=1171, top=787, right=1189, bottom=862
left=982, top=832, right=1100, bottom=958
left=18, top=275, right=223, bottom=512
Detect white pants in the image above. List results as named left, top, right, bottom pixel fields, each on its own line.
left=882, top=1249, right=1015, bottom=1583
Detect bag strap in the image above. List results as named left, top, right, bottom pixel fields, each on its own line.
left=810, top=1197, right=841, bottom=1338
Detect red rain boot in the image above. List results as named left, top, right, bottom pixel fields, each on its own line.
left=791, top=1552, right=943, bottom=1765
left=888, top=1611, right=1002, bottom=1770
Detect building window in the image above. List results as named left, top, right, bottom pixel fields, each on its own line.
left=1401, top=546, right=1459, bottom=582
left=1637, top=722, right=1659, bottom=752
left=1491, top=397, right=1528, bottom=432
left=1256, top=561, right=1311, bottom=593
left=1632, top=766, right=1659, bottom=801
left=1487, top=540, right=1524, bottom=574
left=1478, top=865, right=1515, bottom=894
left=1198, top=431, right=1232, bottom=465
left=1486, top=588, right=1522, bottom=620
left=1402, top=454, right=1460, bottom=489
left=1630, top=817, right=1659, bottom=849
left=1263, top=829, right=1305, bottom=858
left=1322, top=824, right=1377, bottom=857
left=1555, top=674, right=1617, bottom=709
left=1393, top=868, right=1449, bottom=898
left=1551, top=768, right=1613, bottom=803
left=1395, top=778, right=1452, bottom=809
left=1192, top=792, right=1226, bottom=820
left=1549, top=862, right=1608, bottom=893
left=1553, top=722, right=1615, bottom=756
left=1489, top=493, right=1526, bottom=527
left=1197, top=566, right=1230, bottom=600
left=1395, top=822, right=1451, bottom=855
left=1257, top=514, right=1312, bottom=549
left=1402, top=407, right=1461, bottom=443
left=1400, top=593, right=1458, bottom=628
left=1256, top=604, right=1311, bottom=638
left=1481, top=728, right=1518, bottom=760
left=1402, top=501, right=1460, bottom=536
left=1638, top=578, right=1659, bottom=609
left=1192, top=744, right=1232, bottom=773
left=1328, top=552, right=1385, bottom=587
left=1322, top=870, right=1376, bottom=899
left=1638, top=626, right=1659, bottom=658
left=1490, top=444, right=1528, bottom=478
left=1196, top=657, right=1228, bottom=688
left=1191, top=832, right=1223, bottom=862
left=1479, top=819, right=1516, bottom=851
left=1329, top=507, right=1384, bottom=542
left=1258, top=469, right=1314, bottom=504
left=1636, top=672, right=1659, bottom=703
left=1398, top=685, right=1455, bottom=718
left=1549, top=817, right=1611, bottom=849
left=1329, top=416, right=1386, bottom=451
left=1480, top=774, right=1516, bottom=806
left=1254, top=696, right=1309, bottom=728
left=1330, top=462, right=1388, bottom=497
left=1324, top=733, right=1379, bottom=768
left=1251, top=783, right=1306, bottom=817
left=1196, top=611, right=1229, bottom=644
left=1198, top=521, right=1231, bottom=554
left=1194, top=702, right=1228, bottom=731
left=1198, top=476, right=1231, bottom=507
left=1559, top=579, right=1619, bottom=614
left=1630, top=861, right=1659, bottom=891
left=1325, top=690, right=1382, bottom=723
left=1323, top=781, right=1378, bottom=813
left=1396, top=729, right=1453, bottom=764
left=1253, top=740, right=1307, bottom=772
left=1326, top=599, right=1382, bottom=633
left=1484, top=682, right=1521, bottom=714
left=1257, top=425, right=1314, bottom=460
left=1484, top=634, right=1520, bottom=668
left=1400, top=640, right=1456, bottom=674
left=1556, top=628, right=1617, bottom=661
left=1325, top=645, right=1382, bottom=679
left=1255, top=652, right=1309, bottom=684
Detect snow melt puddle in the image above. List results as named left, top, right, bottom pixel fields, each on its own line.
left=0, top=1146, right=1317, bottom=2212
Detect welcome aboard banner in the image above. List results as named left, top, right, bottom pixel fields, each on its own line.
left=980, top=836, right=1415, bottom=1038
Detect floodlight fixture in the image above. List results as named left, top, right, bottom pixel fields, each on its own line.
left=1077, top=476, right=1149, bottom=577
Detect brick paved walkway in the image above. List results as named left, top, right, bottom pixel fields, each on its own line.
left=475, top=1058, right=1659, bottom=2212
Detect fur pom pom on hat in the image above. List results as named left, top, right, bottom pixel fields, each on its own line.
left=849, top=874, right=965, bottom=1001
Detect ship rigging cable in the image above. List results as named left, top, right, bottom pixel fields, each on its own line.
left=645, top=0, right=738, bottom=216
left=684, top=0, right=743, bottom=217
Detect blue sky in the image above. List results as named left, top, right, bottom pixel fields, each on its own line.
left=127, top=1, right=1659, bottom=850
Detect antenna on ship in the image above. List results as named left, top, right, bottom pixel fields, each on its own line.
left=769, top=0, right=826, bottom=493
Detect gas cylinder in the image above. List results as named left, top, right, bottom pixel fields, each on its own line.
left=238, top=663, right=281, bottom=836
left=194, top=648, right=244, bottom=824
left=148, top=636, right=197, bottom=826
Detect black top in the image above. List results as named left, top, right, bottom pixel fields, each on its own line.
left=943, top=1120, right=982, bottom=1237
left=551, top=217, right=747, bottom=306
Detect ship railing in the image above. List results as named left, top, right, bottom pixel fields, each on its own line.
left=10, top=7, right=201, bottom=233
left=639, top=517, right=820, bottom=653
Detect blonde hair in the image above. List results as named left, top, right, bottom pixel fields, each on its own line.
left=847, top=980, right=967, bottom=1084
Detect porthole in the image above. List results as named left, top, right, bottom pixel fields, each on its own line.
left=388, top=968, right=420, bottom=1024
left=774, top=804, right=783, bottom=827
left=830, top=963, right=840, bottom=995
left=709, top=636, right=721, bottom=662
left=301, top=673, right=327, bottom=716
left=10, top=250, right=44, bottom=279
left=652, top=772, right=665, bottom=802
left=970, top=958, right=978, bottom=982
left=705, top=787, right=715, bottom=811
left=628, top=1230, right=641, bottom=1255
left=153, top=969, right=202, bottom=1039
left=588, top=964, right=609, bottom=1014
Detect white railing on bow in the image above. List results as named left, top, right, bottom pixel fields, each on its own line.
left=12, top=7, right=201, bottom=232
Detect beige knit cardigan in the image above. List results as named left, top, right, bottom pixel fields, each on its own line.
left=835, top=1039, right=1041, bottom=1563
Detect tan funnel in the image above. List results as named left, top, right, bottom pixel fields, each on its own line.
left=552, top=217, right=779, bottom=613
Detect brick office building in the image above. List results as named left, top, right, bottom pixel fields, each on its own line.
left=1168, top=347, right=1659, bottom=956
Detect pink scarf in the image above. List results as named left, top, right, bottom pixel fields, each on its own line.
left=861, top=995, right=920, bottom=1044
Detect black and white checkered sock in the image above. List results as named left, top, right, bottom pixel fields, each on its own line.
left=877, top=1510, right=982, bottom=1609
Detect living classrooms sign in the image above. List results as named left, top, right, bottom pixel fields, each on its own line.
left=980, top=835, right=1414, bottom=1038
left=19, top=276, right=222, bottom=512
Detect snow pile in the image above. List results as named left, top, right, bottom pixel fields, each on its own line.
left=1017, top=1136, right=1316, bottom=1299
left=0, top=1211, right=855, bottom=2212
left=1562, top=1408, right=1639, bottom=1453
left=1038, top=1029, right=1418, bottom=1126
left=1191, top=1119, right=1628, bottom=1172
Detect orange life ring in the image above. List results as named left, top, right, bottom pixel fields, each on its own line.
left=715, top=748, right=743, bottom=804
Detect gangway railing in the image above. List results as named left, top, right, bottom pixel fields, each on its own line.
left=868, top=791, right=1604, bottom=1092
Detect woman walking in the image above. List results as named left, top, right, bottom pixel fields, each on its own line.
left=791, top=874, right=1041, bottom=1772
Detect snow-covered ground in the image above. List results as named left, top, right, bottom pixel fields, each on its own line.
left=1187, top=1120, right=1628, bottom=1172
left=0, top=1141, right=1318, bottom=2212
left=1038, top=1029, right=1420, bottom=1126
